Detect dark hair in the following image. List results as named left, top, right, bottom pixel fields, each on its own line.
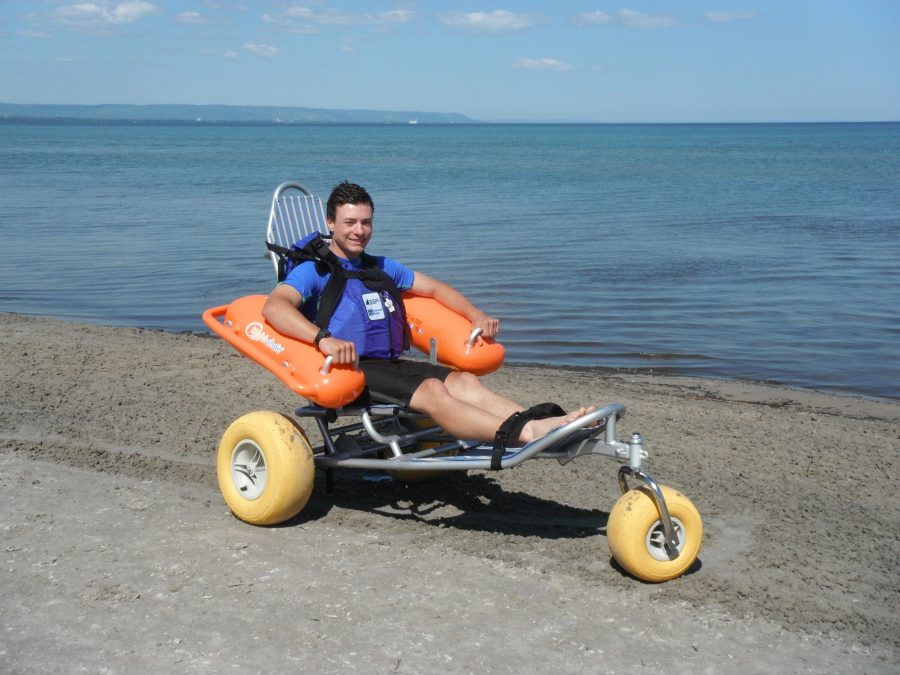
left=326, top=181, right=374, bottom=221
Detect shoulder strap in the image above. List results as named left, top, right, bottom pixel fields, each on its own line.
left=299, top=235, right=349, bottom=330
left=266, top=235, right=346, bottom=326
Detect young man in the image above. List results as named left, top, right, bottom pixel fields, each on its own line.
left=262, top=182, right=593, bottom=445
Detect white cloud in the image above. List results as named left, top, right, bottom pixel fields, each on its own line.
left=703, top=11, right=758, bottom=24
left=55, top=56, right=74, bottom=63
left=573, top=11, right=613, bottom=27
left=53, top=1, right=159, bottom=32
left=378, top=9, right=415, bottom=25
left=108, top=0, right=156, bottom=23
left=617, top=9, right=678, bottom=30
left=284, top=6, right=312, bottom=20
left=243, top=42, right=280, bottom=58
left=264, top=12, right=320, bottom=35
left=511, top=57, right=572, bottom=73
left=281, top=5, right=415, bottom=27
left=177, top=11, right=208, bottom=24
left=223, top=50, right=239, bottom=60
left=439, top=10, right=537, bottom=33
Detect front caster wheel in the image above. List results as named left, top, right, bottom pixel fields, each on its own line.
left=217, top=411, right=315, bottom=526
left=607, top=484, right=702, bottom=583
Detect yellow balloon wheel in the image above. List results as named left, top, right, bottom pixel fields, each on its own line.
left=386, top=417, right=458, bottom=484
left=217, top=411, right=315, bottom=526
left=607, top=484, right=703, bottom=582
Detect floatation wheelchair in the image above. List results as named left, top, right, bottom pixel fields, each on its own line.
left=202, top=182, right=703, bottom=583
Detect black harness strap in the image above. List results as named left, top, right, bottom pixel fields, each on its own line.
left=267, top=236, right=410, bottom=348
left=490, top=402, right=566, bottom=470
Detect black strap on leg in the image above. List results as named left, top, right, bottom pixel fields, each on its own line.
left=490, top=402, right=566, bottom=470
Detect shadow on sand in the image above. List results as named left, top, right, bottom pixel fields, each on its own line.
left=280, top=469, right=609, bottom=541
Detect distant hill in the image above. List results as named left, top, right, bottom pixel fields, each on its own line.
left=0, top=103, right=475, bottom=125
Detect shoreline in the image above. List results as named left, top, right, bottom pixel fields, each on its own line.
left=1, top=312, right=898, bottom=671
left=507, top=358, right=900, bottom=406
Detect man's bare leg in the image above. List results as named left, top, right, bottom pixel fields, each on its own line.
left=409, top=377, right=508, bottom=442
left=410, top=374, right=597, bottom=445
left=442, top=371, right=523, bottom=420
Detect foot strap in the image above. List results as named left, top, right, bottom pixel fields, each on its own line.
left=491, top=402, right=566, bottom=470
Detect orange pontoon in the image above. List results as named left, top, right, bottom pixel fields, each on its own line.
left=203, top=291, right=505, bottom=408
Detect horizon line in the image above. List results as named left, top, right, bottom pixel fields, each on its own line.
left=1, top=102, right=897, bottom=126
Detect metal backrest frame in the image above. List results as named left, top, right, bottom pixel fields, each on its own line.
left=265, top=181, right=330, bottom=280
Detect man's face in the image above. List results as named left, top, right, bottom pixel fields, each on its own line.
left=328, top=202, right=373, bottom=259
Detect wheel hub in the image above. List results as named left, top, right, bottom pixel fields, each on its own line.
left=645, top=516, right=685, bottom=561
left=231, top=439, right=267, bottom=500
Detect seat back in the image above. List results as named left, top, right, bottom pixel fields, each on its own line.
left=265, top=182, right=329, bottom=281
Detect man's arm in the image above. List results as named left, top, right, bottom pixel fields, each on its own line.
left=408, top=271, right=500, bottom=338
left=262, top=285, right=358, bottom=364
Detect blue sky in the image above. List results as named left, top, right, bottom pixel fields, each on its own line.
left=1, top=1, right=898, bottom=122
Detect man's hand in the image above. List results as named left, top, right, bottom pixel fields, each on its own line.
left=318, top=336, right=358, bottom=364
left=472, top=314, right=500, bottom=340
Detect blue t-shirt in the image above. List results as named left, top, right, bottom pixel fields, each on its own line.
left=282, top=254, right=415, bottom=358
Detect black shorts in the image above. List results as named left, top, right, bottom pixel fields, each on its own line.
left=357, top=358, right=452, bottom=406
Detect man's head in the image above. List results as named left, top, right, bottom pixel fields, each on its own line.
left=326, top=181, right=374, bottom=260
left=326, top=181, right=374, bottom=222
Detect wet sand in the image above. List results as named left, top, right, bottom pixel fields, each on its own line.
left=1, top=313, right=897, bottom=673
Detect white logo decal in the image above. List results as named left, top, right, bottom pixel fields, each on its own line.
left=362, top=292, right=385, bottom=320
left=246, top=322, right=285, bottom=354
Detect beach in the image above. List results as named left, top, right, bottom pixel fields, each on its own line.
left=1, top=312, right=898, bottom=673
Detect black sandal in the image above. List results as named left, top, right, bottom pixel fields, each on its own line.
left=490, top=402, right=566, bottom=470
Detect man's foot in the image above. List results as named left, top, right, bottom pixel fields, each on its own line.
left=518, top=405, right=598, bottom=444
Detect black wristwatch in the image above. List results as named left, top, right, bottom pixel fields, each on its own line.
left=313, top=328, right=332, bottom=347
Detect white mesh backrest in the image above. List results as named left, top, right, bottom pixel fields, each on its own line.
left=265, top=184, right=329, bottom=279
left=267, top=193, right=328, bottom=248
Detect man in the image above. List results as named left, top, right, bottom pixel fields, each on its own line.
left=262, top=182, right=593, bottom=446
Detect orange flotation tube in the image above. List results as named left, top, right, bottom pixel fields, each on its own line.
left=203, top=295, right=366, bottom=408
left=203, top=293, right=505, bottom=406
left=403, top=292, right=504, bottom=376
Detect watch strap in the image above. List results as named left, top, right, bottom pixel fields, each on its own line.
left=314, top=328, right=332, bottom=347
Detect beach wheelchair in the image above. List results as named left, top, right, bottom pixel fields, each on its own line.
left=202, top=181, right=703, bottom=582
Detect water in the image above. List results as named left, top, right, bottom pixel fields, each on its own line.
left=1, top=122, right=898, bottom=400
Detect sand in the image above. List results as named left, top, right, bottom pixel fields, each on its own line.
left=1, top=312, right=898, bottom=673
